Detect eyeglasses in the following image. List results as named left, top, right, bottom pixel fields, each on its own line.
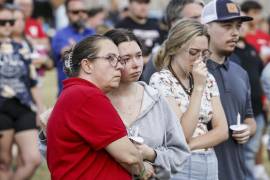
left=68, top=9, right=87, bottom=15
left=0, top=19, right=15, bottom=26
left=185, top=48, right=212, bottom=62
left=92, top=54, right=126, bottom=68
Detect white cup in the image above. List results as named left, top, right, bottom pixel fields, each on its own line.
left=230, top=124, right=248, bottom=132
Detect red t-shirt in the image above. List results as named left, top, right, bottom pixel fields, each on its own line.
left=245, top=30, right=270, bottom=53
left=47, top=78, right=131, bottom=180
left=25, top=18, right=47, bottom=39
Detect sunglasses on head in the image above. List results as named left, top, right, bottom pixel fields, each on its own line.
left=69, top=9, right=87, bottom=15
left=0, top=19, right=15, bottom=26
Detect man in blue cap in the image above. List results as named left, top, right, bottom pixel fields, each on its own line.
left=201, top=0, right=256, bottom=180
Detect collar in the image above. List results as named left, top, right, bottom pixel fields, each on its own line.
left=207, top=57, right=230, bottom=71
left=63, top=77, right=99, bottom=90
left=68, top=25, right=95, bottom=35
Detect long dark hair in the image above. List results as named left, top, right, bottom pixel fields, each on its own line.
left=103, top=28, right=142, bottom=49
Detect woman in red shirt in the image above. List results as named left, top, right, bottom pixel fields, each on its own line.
left=46, top=35, right=153, bottom=180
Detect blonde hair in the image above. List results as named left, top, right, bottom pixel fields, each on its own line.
left=154, top=19, right=209, bottom=70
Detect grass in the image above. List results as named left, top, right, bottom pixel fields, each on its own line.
left=31, top=69, right=270, bottom=180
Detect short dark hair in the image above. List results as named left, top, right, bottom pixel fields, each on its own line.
left=241, top=1, right=262, bottom=13
left=129, top=0, right=150, bottom=4
left=104, top=29, right=143, bottom=51
left=0, top=3, right=16, bottom=12
left=63, top=35, right=111, bottom=77
left=165, top=0, right=196, bottom=28
left=87, top=7, right=104, bottom=18
left=64, top=0, right=83, bottom=11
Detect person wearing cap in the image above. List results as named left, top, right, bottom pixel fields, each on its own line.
left=116, top=0, right=161, bottom=62
left=201, top=0, right=256, bottom=180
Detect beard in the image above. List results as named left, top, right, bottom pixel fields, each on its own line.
left=71, top=19, right=86, bottom=30
left=218, top=49, right=234, bottom=57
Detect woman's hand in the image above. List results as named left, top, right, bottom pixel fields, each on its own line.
left=192, top=59, right=207, bottom=90
left=141, top=161, right=155, bottom=180
left=133, top=143, right=156, bottom=162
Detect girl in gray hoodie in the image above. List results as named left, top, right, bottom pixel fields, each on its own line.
left=105, top=29, right=190, bottom=180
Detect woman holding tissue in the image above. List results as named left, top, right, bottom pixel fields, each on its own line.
left=104, top=29, right=190, bottom=179
left=149, top=19, right=228, bottom=179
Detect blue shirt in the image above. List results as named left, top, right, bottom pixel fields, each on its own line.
left=51, top=25, right=95, bottom=94
left=261, top=63, right=270, bottom=101
left=0, top=41, right=37, bottom=109
left=207, top=58, right=253, bottom=180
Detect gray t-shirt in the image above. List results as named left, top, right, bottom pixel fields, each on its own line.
left=207, top=58, right=253, bottom=180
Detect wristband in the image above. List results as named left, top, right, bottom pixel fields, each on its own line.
left=139, top=164, right=146, bottom=179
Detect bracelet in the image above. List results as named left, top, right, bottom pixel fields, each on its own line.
left=138, top=164, right=146, bottom=179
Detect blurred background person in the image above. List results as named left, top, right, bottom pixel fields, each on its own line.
left=51, top=0, right=95, bottom=95
left=261, top=60, right=270, bottom=164
left=86, top=7, right=110, bottom=34
left=14, top=0, right=52, bottom=79
left=12, top=6, right=53, bottom=73
left=0, top=4, right=42, bottom=180
left=241, top=0, right=270, bottom=64
left=116, top=0, right=161, bottom=64
left=232, top=21, right=267, bottom=180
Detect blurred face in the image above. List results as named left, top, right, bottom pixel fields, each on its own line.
left=246, top=9, right=262, bottom=27
left=15, top=0, right=33, bottom=18
left=67, top=0, right=88, bottom=26
left=181, top=3, right=203, bottom=22
left=172, top=36, right=209, bottom=73
left=0, top=9, right=14, bottom=38
left=129, top=1, right=149, bottom=19
left=13, top=10, right=25, bottom=36
left=88, top=11, right=106, bottom=29
left=207, top=20, right=242, bottom=56
left=118, top=41, right=144, bottom=83
left=88, top=39, right=124, bottom=92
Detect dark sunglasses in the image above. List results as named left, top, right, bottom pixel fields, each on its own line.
left=0, top=19, right=15, bottom=26
left=69, top=10, right=87, bottom=15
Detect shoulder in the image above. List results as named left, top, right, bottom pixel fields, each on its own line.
left=229, top=60, right=247, bottom=76
left=146, top=18, right=159, bottom=26
left=54, top=26, right=72, bottom=37
left=115, top=17, right=133, bottom=28
left=150, top=69, right=172, bottom=81
left=65, top=83, right=106, bottom=102
left=262, top=63, right=270, bottom=78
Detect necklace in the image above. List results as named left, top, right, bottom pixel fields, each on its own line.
left=168, top=64, right=194, bottom=96
left=113, top=84, right=144, bottom=127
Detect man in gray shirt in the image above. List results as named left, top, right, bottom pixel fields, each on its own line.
left=201, top=0, right=257, bottom=179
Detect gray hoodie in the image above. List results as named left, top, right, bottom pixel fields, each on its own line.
left=131, top=82, right=190, bottom=179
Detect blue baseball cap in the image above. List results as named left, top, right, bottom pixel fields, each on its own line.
left=201, top=0, right=253, bottom=24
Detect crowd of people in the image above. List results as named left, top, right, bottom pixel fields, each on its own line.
left=0, top=0, right=270, bottom=179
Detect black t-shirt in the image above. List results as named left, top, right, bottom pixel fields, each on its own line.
left=116, top=17, right=161, bottom=56
left=233, top=42, right=264, bottom=116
